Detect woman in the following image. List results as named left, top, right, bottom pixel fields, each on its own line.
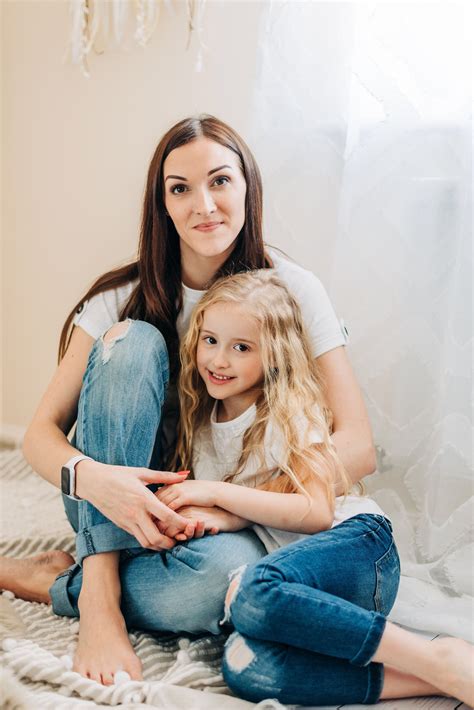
left=0, top=115, right=375, bottom=685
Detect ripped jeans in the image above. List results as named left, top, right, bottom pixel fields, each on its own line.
left=50, top=319, right=266, bottom=635
left=223, top=514, right=400, bottom=706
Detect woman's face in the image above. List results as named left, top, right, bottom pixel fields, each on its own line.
left=163, top=137, right=247, bottom=267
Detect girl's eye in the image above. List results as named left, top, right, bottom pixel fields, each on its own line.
left=233, top=343, right=249, bottom=352
left=170, top=184, right=188, bottom=195
left=212, top=175, right=230, bottom=187
left=203, top=336, right=217, bottom=345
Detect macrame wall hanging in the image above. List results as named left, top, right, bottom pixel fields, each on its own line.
left=67, top=0, right=206, bottom=77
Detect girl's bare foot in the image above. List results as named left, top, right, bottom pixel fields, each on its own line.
left=74, top=592, right=142, bottom=685
left=431, top=637, right=474, bottom=706
left=0, top=551, right=74, bottom=603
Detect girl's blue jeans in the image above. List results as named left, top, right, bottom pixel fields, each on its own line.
left=49, top=320, right=267, bottom=635
left=223, top=514, right=400, bottom=706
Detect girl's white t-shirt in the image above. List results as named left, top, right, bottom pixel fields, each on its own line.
left=192, top=401, right=385, bottom=554
left=73, top=248, right=348, bottom=356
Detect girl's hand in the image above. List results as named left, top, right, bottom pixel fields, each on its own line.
left=156, top=480, right=219, bottom=510
left=77, top=460, right=197, bottom=550
left=175, top=506, right=251, bottom=535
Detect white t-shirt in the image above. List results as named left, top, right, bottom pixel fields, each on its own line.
left=193, top=401, right=385, bottom=554
left=73, top=248, right=348, bottom=356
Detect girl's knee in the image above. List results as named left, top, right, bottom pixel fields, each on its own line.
left=223, top=633, right=281, bottom=703
left=229, top=560, right=284, bottom=635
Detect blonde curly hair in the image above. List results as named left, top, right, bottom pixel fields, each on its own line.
left=175, top=270, right=352, bottom=503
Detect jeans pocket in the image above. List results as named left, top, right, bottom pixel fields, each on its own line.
left=374, top=540, right=400, bottom=615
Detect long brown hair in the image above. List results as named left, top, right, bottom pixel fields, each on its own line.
left=58, top=115, right=272, bottom=365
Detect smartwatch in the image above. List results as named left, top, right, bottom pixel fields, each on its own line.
left=61, top=455, right=92, bottom=500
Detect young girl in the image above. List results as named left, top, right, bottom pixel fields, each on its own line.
left=157, top=269, right=473, bottom=708
left=157, top=268, right=384, bottom=551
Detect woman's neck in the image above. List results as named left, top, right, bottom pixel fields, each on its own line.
left=181, top=261, right=215, bottom=290
left=180, top=241, right=236, bottom=290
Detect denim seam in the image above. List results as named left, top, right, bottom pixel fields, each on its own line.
left=364, top=661, right=385, bottom=703
left=351, top=613, right=386, bottom=666
left=83, top=528, right=96, bottom=556
left=374, top=540, right=396, bottom=612
left=49, top=570, right=77, bottom=617
left=255, top=515, right=390, bottom=578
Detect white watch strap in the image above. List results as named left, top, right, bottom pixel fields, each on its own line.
left=65, top=454, right=92, bottom=499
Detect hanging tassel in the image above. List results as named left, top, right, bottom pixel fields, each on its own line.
left=113, top=0, right=129, bottom=46
left=186, top=0, right=207, bottom=72
left=134, top=0, right=159, bottom=47
left=68, top=0, right=90, bottom=77
left=67, top=0, right=169, bottom=74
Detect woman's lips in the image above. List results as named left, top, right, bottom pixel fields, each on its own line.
left=207, top=370, right=235, bottom=385
left=194, top=222, right=223, bottom=232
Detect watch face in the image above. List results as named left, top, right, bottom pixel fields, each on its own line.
left=61, top=466, right=71, bottom=495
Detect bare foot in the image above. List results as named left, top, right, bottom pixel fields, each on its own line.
left=74, top=594, right=142, bottom=685
left=432, top=637, right=474, bottom=706
left=0, top=551, right=74, bottom=603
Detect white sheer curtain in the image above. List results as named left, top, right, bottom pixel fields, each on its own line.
left=249, top=2, right=473, bottom=640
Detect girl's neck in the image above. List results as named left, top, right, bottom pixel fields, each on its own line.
left=216, top=389, right=261, bottom=423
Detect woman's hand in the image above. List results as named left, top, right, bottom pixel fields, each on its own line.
left=156, top=480, right=219, bottom=510
left=76, top=460, right=197, bottom=550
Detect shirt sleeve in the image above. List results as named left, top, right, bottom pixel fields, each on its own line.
left=272, top=251, right=348, bottom=358
left=73, top=282, right=135, bottom=340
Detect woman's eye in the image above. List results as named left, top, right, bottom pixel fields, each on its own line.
left=234, top=343, right=249, bottom=352
left=212, top=175, right=230, bottom=187
left=170, top=184, right=188, bottom=194
left=204, top=336, right=217, bottom=345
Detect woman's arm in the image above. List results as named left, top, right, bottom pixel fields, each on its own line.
left=22, top=325, right=95, bottom=486
left=23, top=326, right=195, bottom=549
left=316, top=346, right=376, bottom=486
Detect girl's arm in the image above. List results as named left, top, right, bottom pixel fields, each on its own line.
left=23, top=325, right=194, bottom=549
left=214, top=480, right=333, bottom=533
left=316, top=347, right=376, bottom=487
left=158, top=468, right=334, bottom=535
left=173, top=505, right=250, bottom=535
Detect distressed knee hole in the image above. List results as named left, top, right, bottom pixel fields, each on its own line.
left=225, top=634, right=255, bottom=672
left=101, top=320, right=131, bottom=363
left=220, top=564, right=247, bottom=626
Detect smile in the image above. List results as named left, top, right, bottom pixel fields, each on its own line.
left=208, top=370, right=235, bottom=384
left=194, top=222, right=223, bottom=232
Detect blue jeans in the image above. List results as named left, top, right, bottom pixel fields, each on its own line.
left=223, top=514, right=400, bottom=706
left=50, top=320, right=266, bottom=635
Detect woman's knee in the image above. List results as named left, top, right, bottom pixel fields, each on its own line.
left=100, top=319, right=168, bottom=372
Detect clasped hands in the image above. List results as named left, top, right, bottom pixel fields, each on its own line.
left=155, top=478, right=227, bottom=542
left=85, top=461, right=233, bottom=553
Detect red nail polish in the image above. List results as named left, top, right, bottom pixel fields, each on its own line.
left=177, top=470, right=190, bottom=475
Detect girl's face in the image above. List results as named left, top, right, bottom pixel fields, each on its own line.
left=163, top=138, right=247, bottom=268
left=196, top=302, right=264, bottom=414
